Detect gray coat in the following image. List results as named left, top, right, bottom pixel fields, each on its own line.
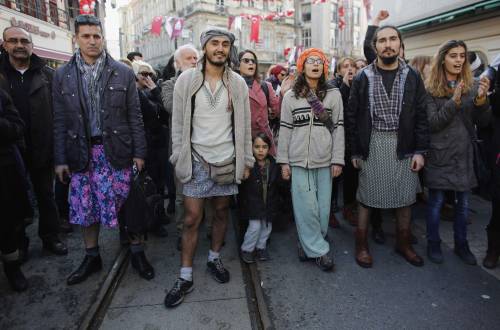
left=160, top=75, right=177, bottom=157
left=424, top=84, right=490, bottom=191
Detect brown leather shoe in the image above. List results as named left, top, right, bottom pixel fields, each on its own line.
left=395, top=228, right=424, bottom=267
left=355, top=228, right=373, bottom=268
left=342, top=207, right=358, bottom=227
left=329, top=212, right=340, bottom=228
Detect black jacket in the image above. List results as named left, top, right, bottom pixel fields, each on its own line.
left=238, top=158, right=282, bottom=222
left=53, top=54, right=146, bottom=172
left=0, top=52, right=54, bottom=168
left=138, top=87, right=168, bottom=151
left=0, top=88, right=24, bottom=167
left=491, top=65, right=500, bottom=163
left=346, top=65, right=430, bottom=160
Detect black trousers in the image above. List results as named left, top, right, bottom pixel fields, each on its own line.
left=0, top=165, right=29, bottom=255
left=55, top=180, right=69, bottom=219
left=487, top=162, right=500, bottom=236
left=147, top=146, right=168, bottom=196
left=343, top=160, right=359, bottom=207
left=25, top=165, right=60, bottom=239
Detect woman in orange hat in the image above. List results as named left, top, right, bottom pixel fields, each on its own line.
left=276, top=48, right=345, bottom=272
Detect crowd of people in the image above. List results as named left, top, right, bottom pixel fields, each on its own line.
left=0, top=11, right=499, bottom=315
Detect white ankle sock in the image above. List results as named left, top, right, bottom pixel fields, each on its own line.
left=208, top=249, right=220, bottom=262
left=180, top=267, right=193, bottom=281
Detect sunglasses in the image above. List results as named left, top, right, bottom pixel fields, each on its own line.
left=140, top=72, right=154, bottom=78
left=241, top=58, right=256, bottom=64
left=5, top=38, right=31, bottom=46
left=75, top=15, right=101, bottom=25
left=305, top=58, right=324, bottom=65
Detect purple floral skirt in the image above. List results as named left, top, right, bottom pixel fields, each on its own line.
left=69, top=146, right=131, bottom=228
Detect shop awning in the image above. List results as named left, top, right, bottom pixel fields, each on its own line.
left=33, top=47, right=72, bottom=62
left=399, top=0, right=500, bottom=32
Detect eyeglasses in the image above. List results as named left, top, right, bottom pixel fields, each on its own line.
left=5, top=38, right=31, bottom=46
left=305, top=58, right=324, bottom=65
left=75, top=15, right=101, bottom=25
left=140, top=72, right=154, bottom=78
left=241, top=58, right=256, bottom=64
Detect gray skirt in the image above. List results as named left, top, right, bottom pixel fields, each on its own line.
left=183, top=160, right=238, bottom=198
left=357, top=130, right=420, bottom=208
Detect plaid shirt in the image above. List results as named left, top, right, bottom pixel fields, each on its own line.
left=364, top=59, right=410, bottom=131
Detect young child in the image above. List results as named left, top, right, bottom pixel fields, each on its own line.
left=239, top=132, right=282, bottom=263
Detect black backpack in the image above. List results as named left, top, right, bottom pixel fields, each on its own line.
left=120, top=170, right=163, bottom=234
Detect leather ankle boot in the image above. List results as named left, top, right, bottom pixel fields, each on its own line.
left=131, top=251, right=155, bottom=280
left=483, top=231, right=500, bottom=269
left=355, top=228, right=373, bottom=268
left=3, top=260, right=28, bottom=292
left=395, top=228, right=424, bottom=267
left=67, top=254, right=102, bottom=285
left=454, top=241, right=477, bottom=265
left=427, top=240, right=444, bottom=264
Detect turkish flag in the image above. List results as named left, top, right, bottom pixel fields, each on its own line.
left=250, top=15, right=260, bottom=43
left=151, top=16, right=163, bottom=36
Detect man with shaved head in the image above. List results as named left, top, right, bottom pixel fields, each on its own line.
left=0, top=26, right=68, bottom=259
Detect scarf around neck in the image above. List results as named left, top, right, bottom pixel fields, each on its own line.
left=306, top=89, right=334, bottom=132
left=75, top=49, right=106, bottom=115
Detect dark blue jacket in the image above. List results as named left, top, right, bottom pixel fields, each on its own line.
left=238, top=157, right=283, bottom=222
left=53, top=53, right=146, bottom=172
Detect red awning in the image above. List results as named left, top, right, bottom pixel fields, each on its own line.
left=33, top=47, right=72, bottom=62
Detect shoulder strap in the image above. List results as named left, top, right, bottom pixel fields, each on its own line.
left=261, top=81, right=270, bottom=105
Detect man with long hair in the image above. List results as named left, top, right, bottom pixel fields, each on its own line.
left=277, top=48, right=345, bottom=272
left=346, top=25, right=429, bottom=268
left=164, top=29, right=253, bottom=308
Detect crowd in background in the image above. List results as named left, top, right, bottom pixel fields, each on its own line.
left=0, top=11, right=499, bottom=316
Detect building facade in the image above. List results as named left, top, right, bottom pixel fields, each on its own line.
left=0, top=0, right=74, bottom=66
left=118, top=0, right=297, bottom=72
left=297, top=0, right=368, bottom=59
left=371, top=0, right=500, bottom=64
left=118, top=0, right=176, bottom=68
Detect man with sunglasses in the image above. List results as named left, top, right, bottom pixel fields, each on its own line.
left=52, top=15, right=146, bottom=285
left=0, top=26, right=68, bottom=260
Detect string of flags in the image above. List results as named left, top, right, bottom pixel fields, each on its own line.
left=148, top=16, right=185, bottom=39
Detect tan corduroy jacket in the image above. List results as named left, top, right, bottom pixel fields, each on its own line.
left=170, top=64, right=254, bottom=184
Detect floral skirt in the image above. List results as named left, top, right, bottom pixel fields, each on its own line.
left=69, top=146, right=131, bottom=228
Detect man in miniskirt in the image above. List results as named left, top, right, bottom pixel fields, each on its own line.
left=164, top=28, right=254, bottom=308
left=346, top=25, right=430, bottom=268
left=53, top=15, right=147, bottom=285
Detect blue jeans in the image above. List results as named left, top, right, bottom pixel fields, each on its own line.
left=426, top=189, right=469, bottom=244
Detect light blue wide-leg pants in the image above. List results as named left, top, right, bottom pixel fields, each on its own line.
left=291, top=166, right=332, bottom=258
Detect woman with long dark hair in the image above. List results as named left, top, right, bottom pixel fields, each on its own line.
left=238, top=50, right=280, bottom=156
left=277, top=48, right=344, bottom=271
left=425, top=40, right=490, bottom=265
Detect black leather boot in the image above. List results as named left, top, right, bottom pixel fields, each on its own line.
left=67, top=255, right=102, bottom=285
left=483, top=231, right=500, bottom=269
left=3, top=260, right=28, bottom=292
left=131, top=251, right=155, bottom=280
left=454, top=241, right=477, bottom=265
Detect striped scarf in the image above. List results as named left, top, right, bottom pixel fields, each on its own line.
left=75, top=49, right=106, bottom=120
left=306, top=89, right=334, bottom=132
